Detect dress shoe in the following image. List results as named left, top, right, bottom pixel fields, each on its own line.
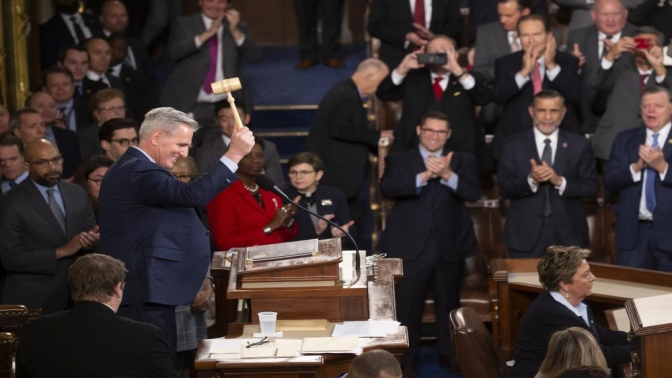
left=295, top=59, right=318, bottom=70
left=323, top=57, right=345, bottom=69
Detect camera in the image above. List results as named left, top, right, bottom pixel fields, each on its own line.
left=417, top=53, right=447, bottom=65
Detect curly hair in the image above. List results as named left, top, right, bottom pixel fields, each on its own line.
left=537, top=246, right=591, bottom=291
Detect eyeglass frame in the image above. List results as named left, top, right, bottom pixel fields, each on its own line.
left=98, top=105, right=126, bottom=112
left=109, top=138, right=139, bottom=147
left=27, top=156, right=64, bottom=168
left=87, top=178, right=103, bottom=186
left=288, top=170, right=316, bottom=177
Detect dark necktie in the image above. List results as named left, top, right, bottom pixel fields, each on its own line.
left=70, top=16, right=86, bottom=43
left=541, top=138, right=553, bottom=217
left=413, top=0, right=425, bottom=27
left=640, top=74, right=650, bottom=93
left=600, top=35, right=613, bottom=60
left=432, top=76, right=444, bottom=101
left=645, top=133, right=659, bottom=213
left=8, top=181, right=17, bottom=190
left=47, top=188, right=67, bottom=234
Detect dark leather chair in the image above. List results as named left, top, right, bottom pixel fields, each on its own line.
left=0, top=305, right=41, bottom=338
left=0, top=332, right=16, bottom=378
left=449, top=307, right=508, bottom=378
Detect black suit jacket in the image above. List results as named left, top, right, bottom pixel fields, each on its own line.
left=40, top=13, right=104, bottom=69
left=629, top=0, right=672, bottom=45
left=114, top=64, right=151, bottom=122
left=492, top=51, right=582, bottom=159
left=376, top=68, right=493, bottom=171
left=367, top=0, right=463, bottom=69
left=282, top=184, right=351, bottom=242
left=70, top=94, right=94, bottom=132
left=17, top=301, right=175, bottom=378
left=379, top=147, right=481, bottom=263
left=80, top=78, right=109, bottom=100
left=509, top=291, right=631, bottom=378
left=77, top=123, right=103, bottom=160
left=52, top=126, right=82, bottom=179
left=0, top=180, right=96, bottom=314
left=497, top=129, right=598, bottom=252
left=305, top=79, right=380, bottom=199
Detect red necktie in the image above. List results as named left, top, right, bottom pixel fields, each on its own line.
left=414, top=0, right=425, bottom=27
left=433, top=76, right=444, bottom=100
left=203, top=35, right=219, bottom=94
left=531, top=62, right=542, bottom=95
left=640, top=74, right=650, bottom=93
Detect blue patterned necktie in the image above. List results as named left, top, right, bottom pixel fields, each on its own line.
left=645, top=133, right=659, bottom=213
left=47, top=188, right=67, bottom=234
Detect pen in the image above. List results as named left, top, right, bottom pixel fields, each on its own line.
left=273, top=348, right=278, bottom=358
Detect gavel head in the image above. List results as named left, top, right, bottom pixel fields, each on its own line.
left=211, top=77, right=242, bottom=95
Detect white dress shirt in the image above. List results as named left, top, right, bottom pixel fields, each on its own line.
left=391, top=69, right=476, bottom=90
left=86, top=70, right=111, bottom=87
left=630, top=122, right=672, bottom=220
left=528, top=127, right=568, bottom=194
left=60, top=13, right=93, bottom=44
left=597, top=31, right=621, bottom=59
left=601, top=58, right=667, bottom=84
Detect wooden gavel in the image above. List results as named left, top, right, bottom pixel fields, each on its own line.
left=211, top=78, right=244, bottom=130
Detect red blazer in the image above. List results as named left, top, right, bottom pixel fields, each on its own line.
left=207, top=181, right=297, bottom=250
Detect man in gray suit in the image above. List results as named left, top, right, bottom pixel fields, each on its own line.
left=160, top=0, right=261, bottom=128
left=193, top=99, right=285, bottom=185
left=554, top=0, right=645, bottom=32
left=592, top=27, right=672, bottom=161
left=473, top=0, right=532, bottom=83
left=0, top=139, right=98, bottom=314
left=567, top=0, right=636, bottom=133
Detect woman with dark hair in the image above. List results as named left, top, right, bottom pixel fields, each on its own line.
left=74, top=155, right=114, bottom=221
left=509, top=246, right=632, bottom=378
left=207, top=137, right=298, bottom=250
left=283, top=152, right=353, bottom=242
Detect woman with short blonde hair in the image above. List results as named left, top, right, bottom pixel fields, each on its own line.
left=537, top=327, right=608, bottom=378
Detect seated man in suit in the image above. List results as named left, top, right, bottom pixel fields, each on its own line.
left=58, top=45, right=107, bottom=101
left=84, top=38, right=125, bottom=93
left=605, top=87, right=672, bottom=272
left=26, top=91, right=82, bottom=179
left=43, top=66, right=92, bottom=132
left=40, top=0, right=103, bottom=69
left=78, top=88, right=127, bottom=160
left=192, top=99, right=284, bottom=185
left=367, top=0, right=463, bottom=70
left=379, top=111, right=481, bottom=375
left=9, top=109, right=47, bottom=147
left=0, top=139, right=98, bottom=314
left=376, top=35, right=492, bottom=173
left=591, top=27, right=671, bottom=162
left=160, top=0, right=261, bottom=129
left=498, top=90, right=599, bottom=258
left=99, top=118, right=138, bottom=161
left=0, top=135, right=29, bottom=194
left=16, top=253, right=175, bottom=378
left=492, top=14, right=582, bottom=160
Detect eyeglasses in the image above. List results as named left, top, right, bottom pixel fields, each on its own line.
left=288, top=170, right=316, bottom=177
left=27, top=156, right=63, bottom=167
left=98, top=105, right=126, bottom=112
left=246, top=337, right=269, bottom=348
left=110, top=138, right=138, bottom=147
left=420, top=128, right=449, bottom=136
left=87, top=178, right=103, bottom=186
left=173, top=174, right=192, bottom=181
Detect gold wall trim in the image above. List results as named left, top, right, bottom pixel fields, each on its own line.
left=253, top=105, right=319, bottom=111
left=256, top=131, right=309, bottom=137
left=2, top=0, right=31, bottom=110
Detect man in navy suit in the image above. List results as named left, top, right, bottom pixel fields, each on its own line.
left=498, top=90, right=599, bottom=258
left=605, top=87, right=672, bottom=272
left=379, top=111, right=481, bottom=375
left=492, top=14, right=582, bottom=160
left=98, top=107, right=254, bottom=357
left=40, top=0, right=104, bottom=69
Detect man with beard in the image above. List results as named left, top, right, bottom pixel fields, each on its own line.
left=40, top=0, right=104, bottom=69
left=0, top=139, right=98, bottom=314
left=498, top=90, right=598, bottom=258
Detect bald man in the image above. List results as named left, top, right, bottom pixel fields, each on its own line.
left=0, top=139, right=98, bottom=314
left=346, top=350, right=402, bottom=378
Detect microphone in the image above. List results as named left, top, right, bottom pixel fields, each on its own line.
left=255, top=174, right=361, bottom=272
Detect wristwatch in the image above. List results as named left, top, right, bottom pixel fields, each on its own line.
left=263, top=226, right=272, bottom=235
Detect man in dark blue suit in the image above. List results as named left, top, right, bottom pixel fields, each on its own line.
left=98, top=107, right=254, bottom=357
left=40, top=0, right=104, bottom=69
left=379, top=111, right=481, bottom=375
left=498, top=90, right=599, bottom=257
left=605, top=87, right=672, bottom=272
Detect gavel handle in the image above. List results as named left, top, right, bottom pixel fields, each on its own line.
left=227, top=94, right=244, bottom=130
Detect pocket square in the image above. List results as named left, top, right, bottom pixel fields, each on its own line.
left=321, top=199, right=332, bottom=206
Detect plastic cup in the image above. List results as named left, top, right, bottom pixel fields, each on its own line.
left=258, top=312, right=278, bottom=335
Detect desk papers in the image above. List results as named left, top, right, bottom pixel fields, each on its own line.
left=301, top=336, right=362, bottom=355
left=240, top=339, right=304, bottom=359
left=332, top=320, right=400, bottom=337
left=633, top=293, right=672, bottom=328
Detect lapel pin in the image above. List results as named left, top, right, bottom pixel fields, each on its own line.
left=321, top=199, right=332, bottom=206
left=453, top=91, right=461, bottom=96
left=562, top=142, right=568, bottom=148
left=667, top=139, right=672, bottom=144
left=272, top=198, right=278, bottom=209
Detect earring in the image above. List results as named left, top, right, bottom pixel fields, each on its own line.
left=565, top=291, right=569, bottom=299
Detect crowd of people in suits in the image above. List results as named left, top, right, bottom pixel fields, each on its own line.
left=1, top=0, right=672, bottom=377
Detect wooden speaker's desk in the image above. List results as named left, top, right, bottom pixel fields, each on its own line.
left=490, top=259, right=672, bottom=360
left=199, top=253, right=407, bottom=377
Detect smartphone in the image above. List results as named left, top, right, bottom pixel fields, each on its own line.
left=634, top=38, right=652, bottom=50
left=417, top=53, right=447, bottom=65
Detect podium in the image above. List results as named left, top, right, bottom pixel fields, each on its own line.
left=625, top=293, right=672, bottom=376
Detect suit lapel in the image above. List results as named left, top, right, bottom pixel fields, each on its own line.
left=553, top=131, right=569, bottom=175
left=25, top=181, right=67, bottom=237
left=60, top=183, right=78, bottom=237
left=586, top=27, right=599, bottom=67
left=524, top=129, right=539, bottom=161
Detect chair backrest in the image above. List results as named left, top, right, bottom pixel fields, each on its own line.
left=0, top=305, right=41, bottom=338
left=0, top=332, right=16, bottom=378
left=450, top=307, right=507, bottom=378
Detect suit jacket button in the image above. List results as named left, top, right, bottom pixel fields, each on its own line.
left=205, top=231, right=210, bottom=236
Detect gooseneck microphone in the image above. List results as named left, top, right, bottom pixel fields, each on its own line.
left=255, top=174, right=361, bottom=272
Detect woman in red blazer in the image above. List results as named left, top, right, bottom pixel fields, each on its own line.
left=207, top=138, right=298, bottom=250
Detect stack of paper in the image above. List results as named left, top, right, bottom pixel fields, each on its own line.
left=301, top=336, right=362, bottom=355
left=332, top=320, right=401, bottom=337
left=240, top=339, right=304, bottom=359
left=209, top=338, right=260, bottom=354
